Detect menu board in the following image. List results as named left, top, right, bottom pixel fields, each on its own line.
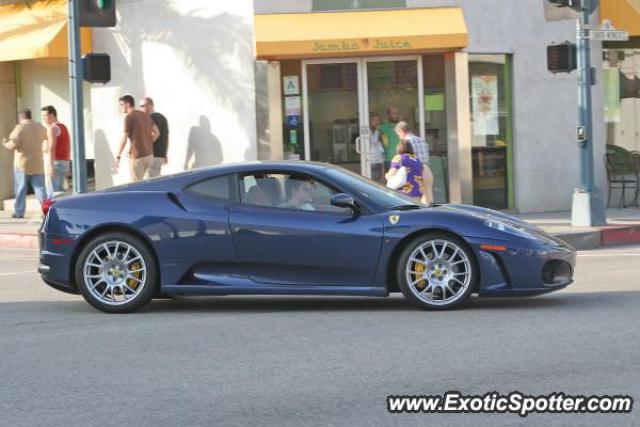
left=471, top=75, right=499, bottom=136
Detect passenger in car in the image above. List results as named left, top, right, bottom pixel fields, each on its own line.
left=280, top=179, right=315, bottom=211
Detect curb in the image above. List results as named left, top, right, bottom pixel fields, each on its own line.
left=1, top=226, right=639, bottom=252
left=0, top=233, right=38, bottom=250
left=555, top=225, right=640, bottom=250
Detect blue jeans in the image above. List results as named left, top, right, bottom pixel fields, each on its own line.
left=47, top=160, right=70, bottom=196
left=13, top=168, right=46, bottom=217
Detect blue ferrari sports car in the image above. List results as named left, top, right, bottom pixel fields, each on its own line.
left=39, top=161, right=576, bottom=313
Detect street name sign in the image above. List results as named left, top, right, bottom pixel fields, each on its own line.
left=590, top=31, right=629, bottom=41
left=590, top=21, right=629, bottom=42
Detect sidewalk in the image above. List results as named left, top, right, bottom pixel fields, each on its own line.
left=0, top=204, right=639, bottom=250
left=516, top=208, right=640, bottom=250
left=0, top=209, right=42, bottom=249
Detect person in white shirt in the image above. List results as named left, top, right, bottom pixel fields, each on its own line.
left=368, top=113, right=386, bottom=183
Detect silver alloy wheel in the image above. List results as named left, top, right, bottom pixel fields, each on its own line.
left=404, top=239, right=472, bottom=306
left=83, top=240, right=147, bottom=306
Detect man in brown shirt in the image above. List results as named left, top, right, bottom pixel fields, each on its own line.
left=114, top=95, right=159, bottom=182
left=2, top=109, right=47, bottom=218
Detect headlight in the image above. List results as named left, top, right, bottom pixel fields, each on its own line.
left=484, top=219, right=537, bottom=240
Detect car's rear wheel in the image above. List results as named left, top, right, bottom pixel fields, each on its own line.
left=397, top=232, right=477, bottom=310
left=75, top=232, right=157, bottom=313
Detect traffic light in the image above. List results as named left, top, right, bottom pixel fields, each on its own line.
left=82, top=53, right=111, bottom=83
left=80, top=0, right=116, bottom=28
left=547, top=0, right=583, bottom=11
left=547, top=42, right=577, bottom=74
left=544, top=0, right=599, bottom=21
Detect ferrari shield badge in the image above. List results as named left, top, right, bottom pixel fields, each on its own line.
left=389, top=215, right=400, bottom=225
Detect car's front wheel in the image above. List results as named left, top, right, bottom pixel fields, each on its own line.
left=75, top=232, right=158, bottom=313
left=397, top=232, right=477, bottom=310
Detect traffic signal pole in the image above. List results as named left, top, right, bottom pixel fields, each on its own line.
left=67, top=0, right=88, bottom=193
left=572, top=0, right=606, bottom=226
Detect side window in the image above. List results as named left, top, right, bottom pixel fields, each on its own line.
left=239, top=172, right=346, bottom=213
left=186, top=175, right=231, bottom=201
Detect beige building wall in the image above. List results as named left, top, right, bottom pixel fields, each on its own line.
left=91, top=0, right=257, bottom=189
left=0, top=62, right=17, bottom=201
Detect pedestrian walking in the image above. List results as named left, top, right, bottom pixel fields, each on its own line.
left=41, top=105, right=70, bottom=196
left=2, top=109, right=47, bottom=218
left=395, top=121, right=434, bottom=205
left=385, top=141, right=424, bottom=203
left=368, top=113, right=385, bottom=183
left=140, top=97, right=169, bottom=178
left=114, top=95, right=160, bottom=182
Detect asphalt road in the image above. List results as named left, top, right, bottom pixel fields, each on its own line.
left=1, top=245, right=639, bottom=427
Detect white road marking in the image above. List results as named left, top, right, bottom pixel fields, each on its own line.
left=0, top=271, right=36, bottom=277
left=578, top=253, right=640, bottom=257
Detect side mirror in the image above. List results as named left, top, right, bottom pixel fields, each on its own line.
left=331, top=193, right=358, bottom=213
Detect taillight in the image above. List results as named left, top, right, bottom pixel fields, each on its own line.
left=42, top=199, right=56, bottom=215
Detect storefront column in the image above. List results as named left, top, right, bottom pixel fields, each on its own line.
left=445, top=52, right=473, bottom=204
left=267, top=61, right=284, bottom=160
left=255, top=60, right=284, bottom=161
left=0, top=62, right=17, bottom=201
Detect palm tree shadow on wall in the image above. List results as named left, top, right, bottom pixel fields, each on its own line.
left=184, top=115, right=223, bottom=170
left=111, top=3, right=253, bottom=165
left=94, top=129, right=114, bottom=188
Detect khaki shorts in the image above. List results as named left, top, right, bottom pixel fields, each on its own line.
left=148, top=157, right=164, bottom=178
left=129, top=155, right=153, bottom=182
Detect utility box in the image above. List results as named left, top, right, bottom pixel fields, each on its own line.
left=547, top=42, right=577, bottom=74
left=83, top=53, right=111, bottom=83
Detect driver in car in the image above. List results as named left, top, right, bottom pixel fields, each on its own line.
left=281, top=179, right=315, bottom=211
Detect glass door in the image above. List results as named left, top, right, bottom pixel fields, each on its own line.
left=302, top=59, right=366, bottom=175
left=363, top=57, right=421, bottom=183
left=302, top=56, right=423, bottom=181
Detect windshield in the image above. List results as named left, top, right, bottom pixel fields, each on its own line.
left=324, top=166, right=425, bottom=210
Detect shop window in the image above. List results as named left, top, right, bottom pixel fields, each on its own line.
left=603, top=48, right=640, bottom=153
left=312, top=0, right=406, bottom=11
left=469, top=54, right=514, bottom=210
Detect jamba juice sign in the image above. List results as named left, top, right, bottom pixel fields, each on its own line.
left=311, top=38, right=413, bottom=53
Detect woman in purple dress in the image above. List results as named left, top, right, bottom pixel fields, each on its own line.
left=385, top=141, right=424, bottom=202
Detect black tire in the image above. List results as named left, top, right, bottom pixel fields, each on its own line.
left=75, top=232, right=158, bottom=313
left=396, top=232, right=478, bottom=310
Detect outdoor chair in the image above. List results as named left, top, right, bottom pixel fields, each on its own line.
left=605, top=145, right=640, bottom=208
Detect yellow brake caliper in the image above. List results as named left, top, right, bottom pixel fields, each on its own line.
left=413, top=261, right=427, bottom=291
left=127, top=262, right=142, bottom=290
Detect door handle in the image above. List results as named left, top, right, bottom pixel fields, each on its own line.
left=355, top=136, right=363, bottom=154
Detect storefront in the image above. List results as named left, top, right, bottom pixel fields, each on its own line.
left=255, top=7, right=474, bottom=205
left=255, top=6, right=521, bottom=209
left=1, top=0, right=611, bottom=214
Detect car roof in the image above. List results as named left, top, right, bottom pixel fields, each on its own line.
left=102, top=161, right=337, bottom=192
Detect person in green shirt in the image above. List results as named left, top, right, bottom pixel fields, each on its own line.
left=380, top=106, right=401, bottom=163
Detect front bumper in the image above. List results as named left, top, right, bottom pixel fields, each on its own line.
left=468, top=237, right=576, bottom=297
